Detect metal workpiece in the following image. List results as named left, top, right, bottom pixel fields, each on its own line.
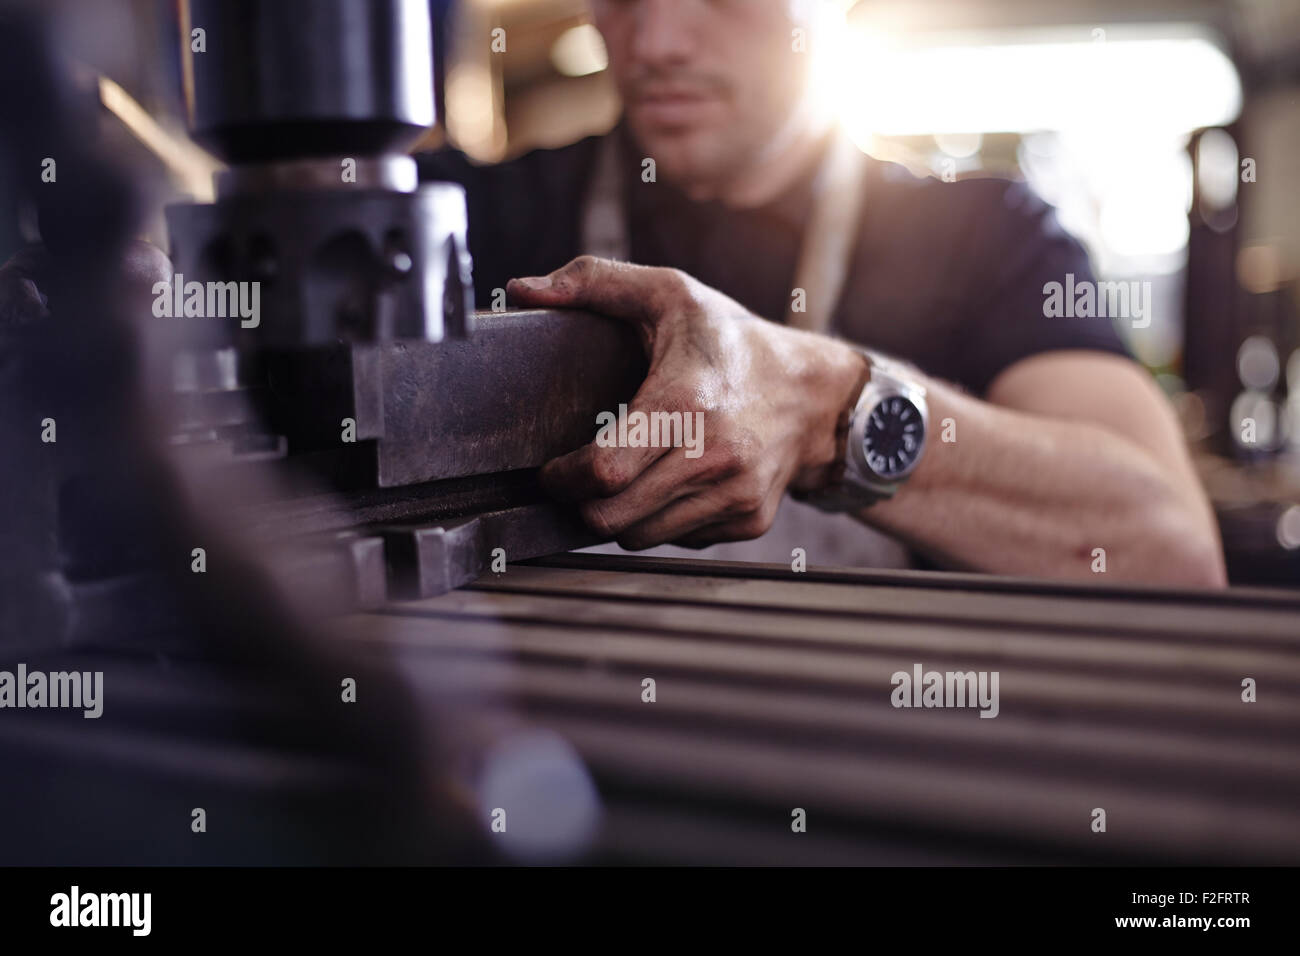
left=186, top=0, right=435, bottom=164
left=197, top=308, right=645, bottom=487
left=368, top=309, right=647, bottom=486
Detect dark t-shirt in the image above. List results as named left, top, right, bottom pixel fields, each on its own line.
left=416, top=131, right=1129, bottom=397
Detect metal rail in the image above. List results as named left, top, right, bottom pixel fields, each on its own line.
left=336, top=554, right=1300, bottom=864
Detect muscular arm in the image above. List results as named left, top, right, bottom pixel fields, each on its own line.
left=508, top=256, right=1227, bottom=589
left=861, top=351, right=1226, bottom=586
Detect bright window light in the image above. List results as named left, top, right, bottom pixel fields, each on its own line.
left=816, top=25, right=1242, bottom=139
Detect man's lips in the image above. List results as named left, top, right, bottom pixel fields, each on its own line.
left=629, top=90, right=725, bottom=126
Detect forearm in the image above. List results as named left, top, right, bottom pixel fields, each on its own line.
left=856, top=378, right=1226, bottom=586
left=508, top=257, right=1228, bottom=585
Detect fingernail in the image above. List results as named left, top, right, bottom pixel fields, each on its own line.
left=513, top=275, right=551, bottom=291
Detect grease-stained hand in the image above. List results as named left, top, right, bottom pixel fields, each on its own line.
left=507, top=255, right=867, bottom=549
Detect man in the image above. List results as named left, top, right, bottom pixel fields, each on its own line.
left=418, top=0, right=1225, bottom=586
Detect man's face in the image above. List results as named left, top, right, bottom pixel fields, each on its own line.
left=590, top=0, right=811, bottom=191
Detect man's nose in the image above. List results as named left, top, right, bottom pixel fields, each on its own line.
left=632, top=0, right=696, bottom=65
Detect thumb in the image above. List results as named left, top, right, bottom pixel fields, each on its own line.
left=506, top=255, right=674, bottom=324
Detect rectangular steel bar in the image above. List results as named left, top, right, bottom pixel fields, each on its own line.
left=371, top=310, right=646, bottom=486
left=248, top=310, right=645, bottom=488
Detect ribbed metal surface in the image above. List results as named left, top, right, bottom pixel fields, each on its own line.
left=342, top=554, right=1300, bottom=865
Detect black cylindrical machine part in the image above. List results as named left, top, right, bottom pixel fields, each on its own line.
left=186, top=0, right=435, bottom=164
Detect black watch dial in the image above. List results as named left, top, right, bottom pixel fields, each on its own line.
left=862, top=395, right=924, bottom=479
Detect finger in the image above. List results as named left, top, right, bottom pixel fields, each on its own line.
left=576, top=449, right=702, bottom=539
left=675, top=517, right=768, bottom=549
left=540, top=434, right=669, bottom=503
left=539, top=376, right=680, bottom=500
left=654, top=490, right=782, bottom=551
left=670, top=522, right=732, bottom=550
left=614, top=488, right=739, bottom=551
left=506, top=255, right=683, bottom=324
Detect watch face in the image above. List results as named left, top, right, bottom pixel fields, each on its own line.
left=862, top=395, right=925, bottom=479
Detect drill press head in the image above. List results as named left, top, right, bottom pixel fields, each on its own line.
left=167, top=0, right=472, bottom=349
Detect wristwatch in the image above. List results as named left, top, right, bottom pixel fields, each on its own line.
left=800, top=347, right=929, bottom=512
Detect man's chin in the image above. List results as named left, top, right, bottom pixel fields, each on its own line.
left=627, top=122, right=728, bottom=191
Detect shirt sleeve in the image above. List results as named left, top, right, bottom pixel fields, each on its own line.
left=948, top=178, right=1132, bottom=396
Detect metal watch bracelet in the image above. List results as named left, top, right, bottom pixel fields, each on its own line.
left=798, top=346, right=929, bottom=513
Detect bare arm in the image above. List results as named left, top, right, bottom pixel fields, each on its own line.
left=861, top=351, right=1226, bottom=586
left=508, top=256, right=1226, bottom=588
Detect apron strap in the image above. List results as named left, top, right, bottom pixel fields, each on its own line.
left=580, top=125, right=869, bottom=334
left=784, top=128, right=871, bottom=333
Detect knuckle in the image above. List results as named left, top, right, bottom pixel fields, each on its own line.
left=655, top=387, right=690, bottom=416
left=716, top=431, right=758, bottom=475
left=588, top=454, right=630, bottom=496
left=754, top=498, right=780, bottom=533
left=725, top=501, right=776, bottom=541
left=647, top=267, right=692, bottom=310
left=560, top=255, right=602, bottom=294
left=662, top=268, right=692, bottom=298
left=567, top=255, right=599, bottom=281
left=727, top=476, right=767, bottom=515
left=697, top=446, right=740, bottom=484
